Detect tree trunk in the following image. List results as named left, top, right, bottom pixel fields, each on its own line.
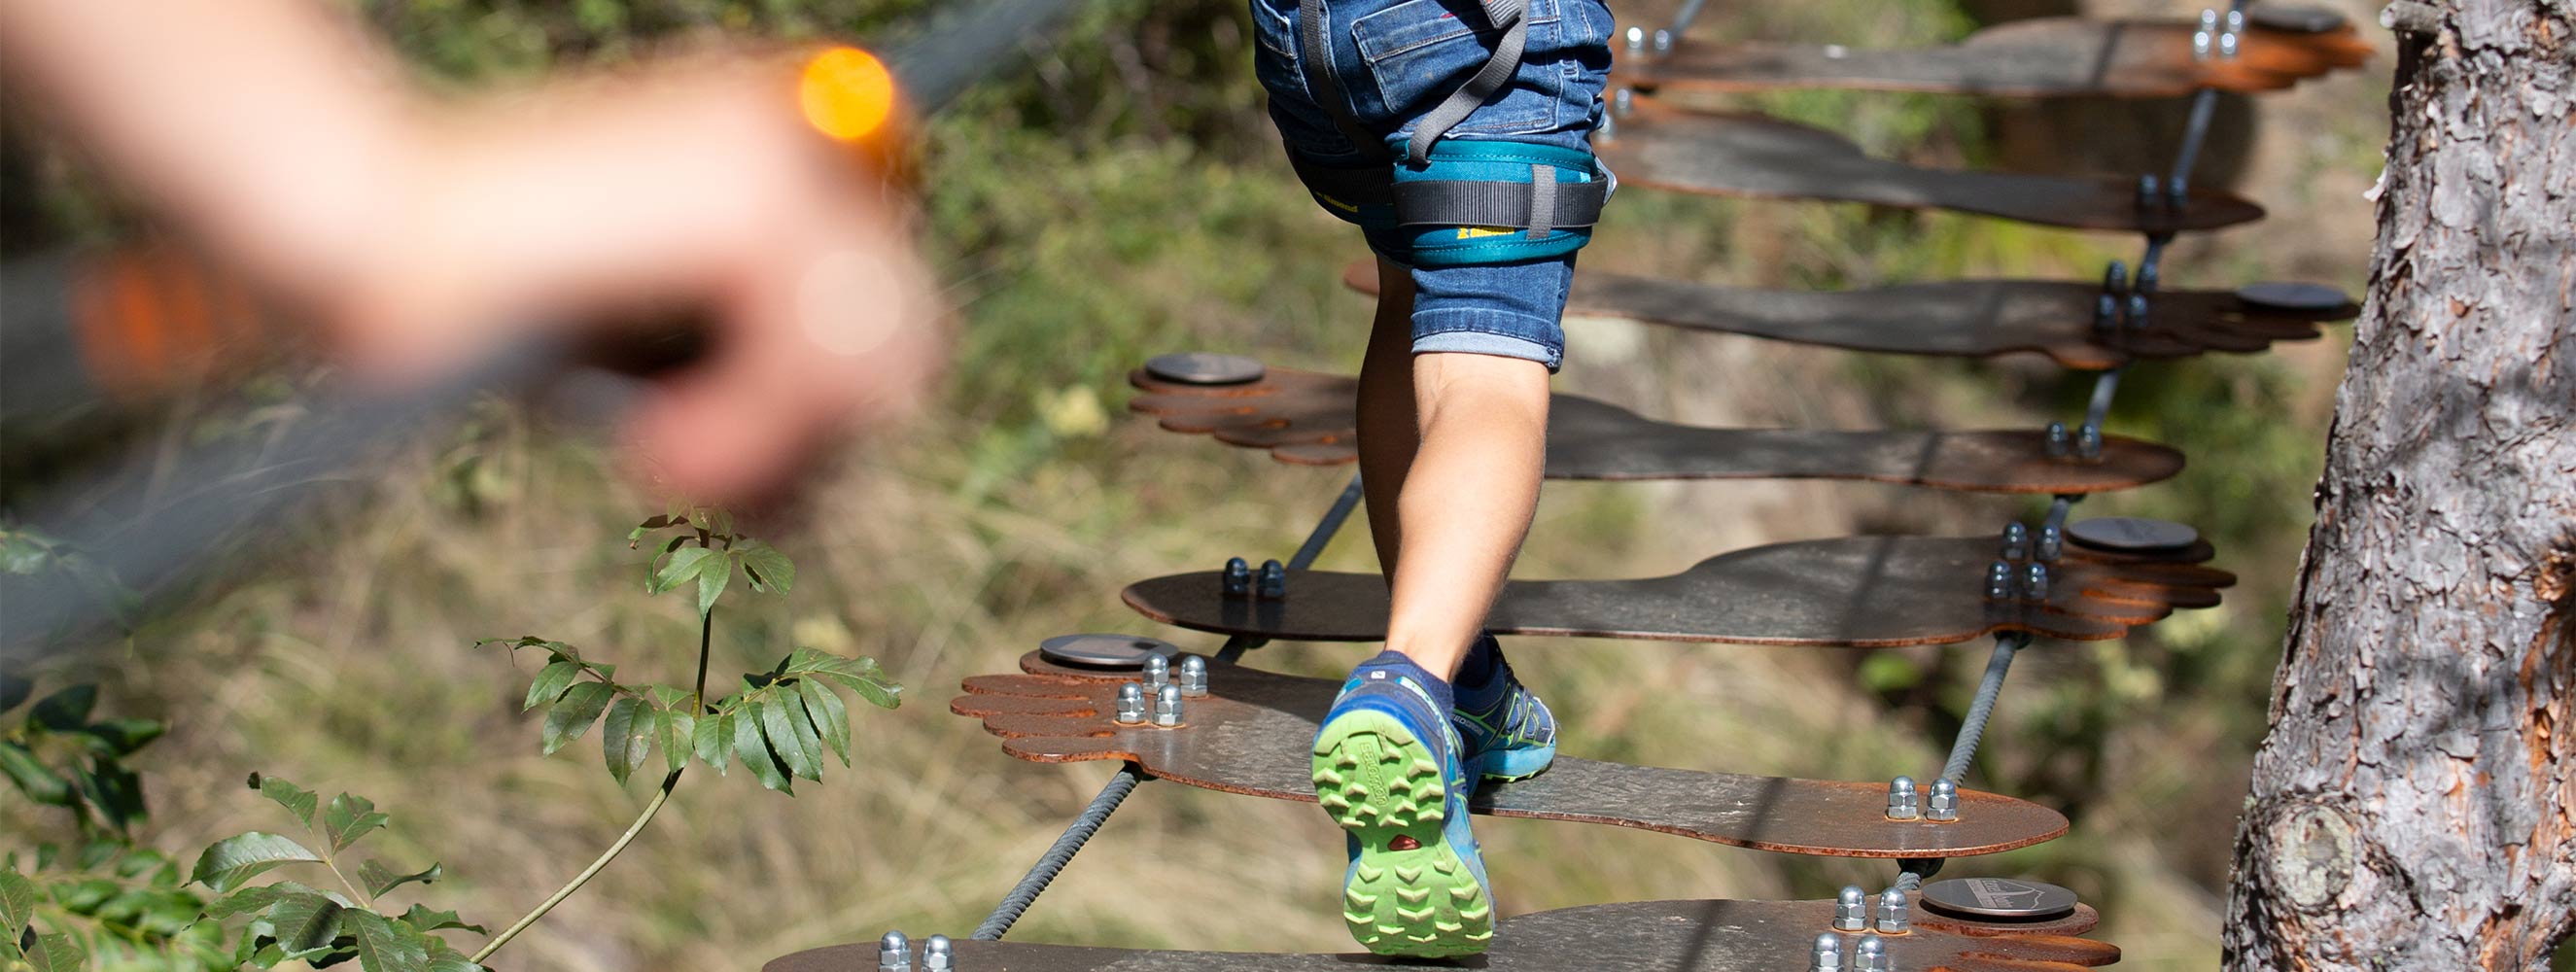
left=2220, top=0, right=2576, bottom=967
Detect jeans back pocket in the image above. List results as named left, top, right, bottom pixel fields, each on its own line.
left=1351, top=0, right=1560, bottom=136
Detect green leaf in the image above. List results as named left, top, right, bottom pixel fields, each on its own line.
left=695, top=552, right=734, bottom=616
left=798, top=678, right=853, bottom=766
left=19, top=931, right=85, bottom=972
left=694, top=711, right=732, bottom=775
left=602, top=698, right=653, bottom=785
left=733, top=704, right=789, bottom=792
left=253, top=774, right=319, bottom=829
left=76, top=756, right=148, bottom=831
left=428, top=949, right=491, bottom=972
left=358, top=860, right=442, bottom=898
left=190, top=832, right=322, bottom=892
left=760, top=693, right=823, bottom=781
left=323, top=793, right=390, bottom=852
left=346, top=910, right=431, bottom=972
left=649, top=546, right=716, bottom=596
left=206, top=883, right=295, bottom=919
left=395, top=904, right=485, bottom=935
left=0, top=742, right=71, bottom=806
left=820, top=657, right=903, bottom=711
left=0, top=867, right=36, bottom=936
left=26, top=684, right=96, bottom=730
left=738, top=540, right=795, bottom=594
left=83, top=717, right=166, bottom=754
left=626, top=514, right=674, bottom=547
left=265, top=892, right=347, bottom=957
left=658, top=710, right=696, bottom=776
left=540, top=682, right=615, bottom=756
left=522, top=661, right=581, bottom=712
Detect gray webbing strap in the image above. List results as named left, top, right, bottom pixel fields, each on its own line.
left=1392, top=172, right=1609, bottom=229
left=1297, top=0, right=1391, bottom=164
left=1405, top=0, right=1528, bottom=164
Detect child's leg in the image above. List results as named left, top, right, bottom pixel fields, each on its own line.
left=1356, top=258, right=1420, bottom=579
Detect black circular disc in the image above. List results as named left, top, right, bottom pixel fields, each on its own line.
left=2245, top=3, right=2350, bottom=33
left=1038, top=633, right=1181, bottom=669
left=1143, top=353, right=1266, bottom=386
left=2236, top=281, right=2350, bottom=311
left=2069, top=517, right=2201, bottom=553
left=1919, top=878, right=2079, bottom=920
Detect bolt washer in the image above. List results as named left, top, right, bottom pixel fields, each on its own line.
left=2235, top=281, right=2348, bottom=310
left=2067, top=517, right=2200, bottom=554
left=1037, top=633, right=1181, bottom=670
left=1143, top=352, right=1266, bottom=386
left=1918, top=877, right=2079, bottom=920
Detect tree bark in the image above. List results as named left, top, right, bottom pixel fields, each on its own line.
left=2221, top=0, right=2576, bottom=967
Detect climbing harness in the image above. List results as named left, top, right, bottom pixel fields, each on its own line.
left=1285, top=0, right=1609, bottom=264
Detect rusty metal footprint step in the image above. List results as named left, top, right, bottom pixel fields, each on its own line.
left=769, top=896, right=2118, bottom=971
left=953, top=652, right=2071, bottom=859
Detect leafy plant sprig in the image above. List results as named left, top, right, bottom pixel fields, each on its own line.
left=186, top=775, right=483, bottom=971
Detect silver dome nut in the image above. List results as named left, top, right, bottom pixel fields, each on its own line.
left=1856, top=932, right=1890, bottom=971
left=1807, top=931, right=1844, bottom=972
left=1222, top=557, right=1252, bottom=597
left=879, top=931, right=912, bottom=972
left=1114, top=683, right=1147, bottom=725
left=1887, top=776, right=1921, bottom=820
left=1928, top=778, right=1960, bottom=822
left=1178, top=655, right=1208, bottom=697
left=1876, top=886, right=1909, bottom=934
left=1834, top=885, right=1869, bottom=931
left=1140, top=654, right=1169, bottom=691
left=922, top=935, right=954, bottom=972
left=1154, top=684, right=1184, bottom=727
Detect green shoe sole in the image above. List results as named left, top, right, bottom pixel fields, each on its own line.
left=1311, top=710, right=1494, bottom=958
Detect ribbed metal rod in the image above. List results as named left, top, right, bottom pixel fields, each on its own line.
left=1941, top=634, right=2029, bottom=783
left=972, top=764, right=1147, bottom=940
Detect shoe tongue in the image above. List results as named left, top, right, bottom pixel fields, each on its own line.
left=1358, top=650, right=1454, bottom=712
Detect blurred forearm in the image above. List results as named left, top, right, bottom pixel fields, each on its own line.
left=0, top=0, right=419, bottom=298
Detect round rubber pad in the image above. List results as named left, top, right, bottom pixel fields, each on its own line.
left=1038, top=633, right=1181, bottom=669
left=2068, top=517, right=2201, bottom=553
left=1920, top=877, right=2079, bottom=920
left=2236, top=281, right=2350, bottom=311
left=1143, top=352, right=1266, bottom=386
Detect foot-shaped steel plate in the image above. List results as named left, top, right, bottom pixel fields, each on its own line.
left=954, top=653, right=2070, bottom=858
left=1342, top=261, right=2357, bottom=370
left=1617, top=14, right=2373, bottom=98
left=1597, top=98, right=2265, bottom=233
left=1130, top=365, right=2184, bottom=492
left=1123, top=535, right=2233, bottom=646
left=769, top=896, right=2116, bottom=971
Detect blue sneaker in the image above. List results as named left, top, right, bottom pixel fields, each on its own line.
left=1452, top=636, right=1557, bottom=782
left=1310, top=651, right=1494, bottom=957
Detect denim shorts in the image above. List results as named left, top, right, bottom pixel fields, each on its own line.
left=1252, top=0, right=1616, bottom=370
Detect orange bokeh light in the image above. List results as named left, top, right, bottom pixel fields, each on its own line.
left=798, top=46, right=895, bottom=144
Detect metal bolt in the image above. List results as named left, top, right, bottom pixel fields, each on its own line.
left=2194, top=9, right=2219, bottom=59
left=2076, top=424, right=2104, bottom=460
left=2135, top=260, right=2161, bottom=295
left=1927, top=778, right=1960, bottom=822
left=2163, top=176, right=2189, bottom=211
left=1222, top=557, right=1251, bottom=597
left=2225, top=8, right=2246, bottom=33
left=1876, top=887, right=1910, bottom=933
left=2044, top=422, right=2071, bottom=458
left=2001, top=522, right=2030, bottom=561
left=922, top=935, right=954, bottom=972
left=2036, top=524, right=2065, bottom=563
left=1257, top=559, right=1287, bottom=599
left=1856, top=932, right=1891, bottom=971
left=1808, top=932, right=1844, bottom=972
left=2218, top=28, right=2240, bottom=57
left=879, top=931, right=912, bottom=972
left=1886, top=776, right=1920, bottom=820
left=1652, top=28, right=1674, bottom=54
left=1624, top=25, right=1646, bottom=52
left=1154, top=684, right=1184, bottom=727
left=1834, top=885, right=1869, bottom=932
left=2103, top=260, right=2130, bottom=295
left=2125, top=293, right=2151, bottom=330
left=1178, top=655, right=1208, bottom=696
left=2136, top=173, right=2160, bottom=211
left=1986, top=560, right=2014, bottom=600
left=2022, top=562, right=2051, bottom=602
left=1141, top=654, right=1169, bottom=692
left=2093, top=291, right=2120, bottom=331
left=1613, top=87, right=1634, bottom=118
left=1115, top=683, right=1146, bottom=724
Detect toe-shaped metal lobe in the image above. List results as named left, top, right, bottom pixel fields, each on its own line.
left=1954, top=934, right=2123, bottom=966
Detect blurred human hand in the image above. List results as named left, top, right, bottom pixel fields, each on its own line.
left=325, top=52, right=946, bottom=503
